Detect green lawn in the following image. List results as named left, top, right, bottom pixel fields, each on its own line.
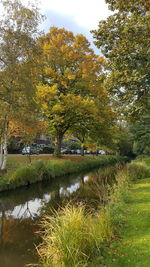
left=104, top=178, right=150, bottom=267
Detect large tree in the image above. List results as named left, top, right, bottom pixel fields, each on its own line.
left=36, top=27, right=107, bottom=156
left=92, top=0, right=150, bottom=117
left=0, top=0, right=42, bottom=170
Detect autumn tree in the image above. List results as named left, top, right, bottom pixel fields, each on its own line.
left=70, top=87, right=117, bottom=155
left=92, top=0, right=150, bottom=117
left=0, top=0, right=42, bottom=170
left=36, top=27, right=106, bottom=157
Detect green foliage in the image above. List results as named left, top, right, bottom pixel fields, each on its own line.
left=105, top=0, right=149, bottom=12
left=131, top=112, right=150, bottom=155
left=128, top=162, right=150, bottom=181
left=40, top=145, right=54, bottom=154
left=117, top=126, right=134, bottom=157
left=7, top=138, right=20, bottom=154
left=0, top=0, right=43, bottom=169
left=92, top=0, right=150, bottom=116
left=68, top=141, right=81, bottom=150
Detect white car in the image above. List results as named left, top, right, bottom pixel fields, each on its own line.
left=22, top=146, right=39, bottom=155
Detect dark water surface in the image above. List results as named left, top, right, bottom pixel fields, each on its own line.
left=0, top=169, right=102, bottom=267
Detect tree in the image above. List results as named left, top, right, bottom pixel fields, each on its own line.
left=70, top=96, right=117, bottom=155
left=0, top=0, right=42, bottom=170
left=36, top=27, right=106, bottom=157
left=116, top=127, right=134, bottom=157
left=92, top=0, right=150, bottom=117
left=131, top=112, right=150, bottom=155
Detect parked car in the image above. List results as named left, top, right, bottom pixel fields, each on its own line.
left=61, top=148, right=72, bottom=154
left=22, top=146, right=39, bottom=155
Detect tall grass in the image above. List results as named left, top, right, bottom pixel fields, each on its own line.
left=30, top=157, right=150, bottom=267
left=34, top=166, right=129, bottom=267
left=37, top=205, right=112, bottom=267
left=0, top=156, right=126, bottom=192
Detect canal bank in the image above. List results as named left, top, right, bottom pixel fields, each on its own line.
left=0, top=155, right=126, bottom=192
left=0, top=163, right=122, bottom=267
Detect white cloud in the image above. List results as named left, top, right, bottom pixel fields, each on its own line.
left=22, top=0, right=111, bottom=30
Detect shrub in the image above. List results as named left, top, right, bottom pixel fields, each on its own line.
left=40, top=146, right=54, bottom=154
left=127, top=162, right=150, bottom=181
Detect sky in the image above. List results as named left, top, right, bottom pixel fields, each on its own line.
left=21, top=0, right=111, bottom=54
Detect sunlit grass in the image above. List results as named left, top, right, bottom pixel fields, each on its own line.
left=37, top=205, right=112, bottom=267
left=104, top=178, right=150, bottom=267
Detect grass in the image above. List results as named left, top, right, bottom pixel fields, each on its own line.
left=6, top=155, right=90, bottom=174
left=32, top=165, right=129, bottom=267
left=34, top=157, right=150, bottom=267
left=104, top=178, right=150, bottom=267
left=0, top=155, right=127, bottom=192
left=37, top=205, right=113, bottom=267
left=102, top=156, right=150, bottom=266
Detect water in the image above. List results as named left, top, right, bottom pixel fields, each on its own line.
left=0, top=169, right=102, bottom=267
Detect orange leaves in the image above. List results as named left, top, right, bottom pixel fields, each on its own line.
left=35, top=27, right=115, bottom=150
left=37, top=27, right=105, bottom=96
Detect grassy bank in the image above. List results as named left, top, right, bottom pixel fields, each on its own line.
left=34, top=165, right=129, bottom=267
left=104, top=178, right=150, bottom=267
left=103, top=156, right=150, bottom=266
left=0, top=155, right=126, bottom=192
left=34, top=157, right=150, bottom=267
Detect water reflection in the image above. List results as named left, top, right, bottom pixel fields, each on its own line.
left=0, top=164, right=119, bottom=267
left=0, top=169, right=99, bottom=267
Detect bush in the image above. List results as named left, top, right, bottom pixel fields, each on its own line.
left=127, top=162, right=150, bottom=181
left=40, top=145, right=54, bottom=154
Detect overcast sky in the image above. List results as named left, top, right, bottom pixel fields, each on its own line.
left=23, top=0, right=111, bottom=53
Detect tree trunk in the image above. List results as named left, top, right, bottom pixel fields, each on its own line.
left=0, top=121, right=8, bottom=171
left=55, top=134, right=63, bottom=157
left=0, top=144, right=3, bottom=168
left=80, top=145, right=84, bottom=156
left=0, top=209, right=5, bottom=246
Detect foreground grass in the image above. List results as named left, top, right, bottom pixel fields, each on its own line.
left=104, top=178, right=150, bottom=267
left=33, top=166, right=128, bottom=267
left=34, top=157, right=150, bottom=267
